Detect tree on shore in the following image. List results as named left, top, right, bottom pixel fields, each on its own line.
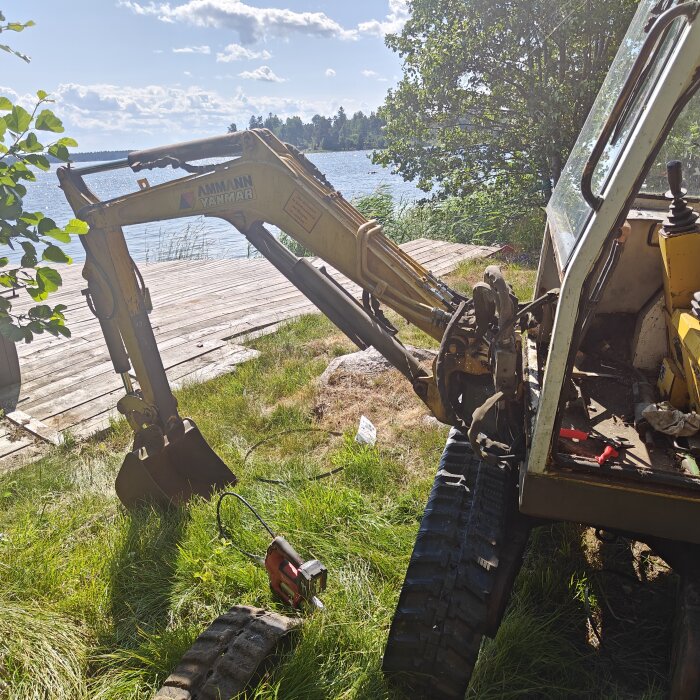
left=374, top=0, right=637, bottom=232
left=244, top=108, right=386, bottom=151
left=0, top=11, right=86, bottom=342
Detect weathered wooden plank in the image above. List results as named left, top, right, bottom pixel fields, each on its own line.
left=6, top=240, right=499, bottom=454
left=29, top=340, right=227, bottom=421
left=5, top=410, right=63, bottom=446
left=18, top=325, right=234, bottom=402
left=48, top=344, right=258, bottom=435
left=0, top=432, right=36, bottom=459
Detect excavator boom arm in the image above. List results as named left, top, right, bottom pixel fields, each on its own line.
left=57, top=129, right=496, bottom=507
left=75, top=129, right=460, bottom=339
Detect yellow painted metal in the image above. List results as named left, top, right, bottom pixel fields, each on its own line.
left=671, top=310, right=700, bottom=411
left=659, top=228, right=700, bottom=311
left=57, top=129, right=491, bottom=501
left=58, top=166, right=238, bottom=506
left=82, top=130, right=456, bottom=342
left=657, top=355, right=690, bottom=409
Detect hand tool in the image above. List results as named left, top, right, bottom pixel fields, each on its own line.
left=216, top=491, right=327, bottom=610
left=559, top=428, right=632, bottom=465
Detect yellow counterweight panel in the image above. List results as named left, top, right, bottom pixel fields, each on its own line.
left=657, top=355, right=690, bottom=410
left=659, top=228, right=700, bottom=311
left=671, top=309, right=700, bottom=411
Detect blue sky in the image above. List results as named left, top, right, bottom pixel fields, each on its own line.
left=1, top=1, right=408, bottom=150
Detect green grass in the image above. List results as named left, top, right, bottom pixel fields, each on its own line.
left=0, top=271, right=678, bottom=698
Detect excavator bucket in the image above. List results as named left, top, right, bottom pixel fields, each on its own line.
left=115, top=419, right=236, bottom=508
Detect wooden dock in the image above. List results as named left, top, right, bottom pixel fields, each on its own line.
left=0, top=239, right=499, bottom=468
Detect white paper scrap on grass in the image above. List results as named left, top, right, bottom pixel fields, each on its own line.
left=355, top=415, right=377, bottom=446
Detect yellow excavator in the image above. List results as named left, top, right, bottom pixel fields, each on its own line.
left=57, top=0, right=700, bottom=696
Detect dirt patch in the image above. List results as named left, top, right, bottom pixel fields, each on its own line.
left=314, top=346, right=444, bottom=445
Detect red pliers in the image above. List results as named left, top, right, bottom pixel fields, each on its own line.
left=559, top=428, right=631, bottom=465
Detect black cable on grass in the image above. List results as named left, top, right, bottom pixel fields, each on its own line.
left=243, top=427, right=345, bottom=485
left=243, top=427, right=343, bottom=464
left=216, top=491, right=275, bottom=564
left=255, top=466, right=345, bottom=486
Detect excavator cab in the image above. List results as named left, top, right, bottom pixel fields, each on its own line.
left=521, top=0, right=700, bottom=542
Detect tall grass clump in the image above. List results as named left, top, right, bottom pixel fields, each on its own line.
left=0, top=598, right=89, bottom=700
left=144, top=222, right=211, bottom=262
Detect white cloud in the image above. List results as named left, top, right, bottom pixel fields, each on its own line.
left=118, top=1, right=159, bottom=15
left=35, top=81, right=372, bottom=149
left=362, top=69, right=379, bottom=78
left=238, top=65, right=285, bottom=82
left=0, top=86, right=20, bottom=102
left=216, top=43, right=272, bottom=62
left=358, top=0, right=409, bottom=37
left=183, top=70, right=192, bottom=76
left=325, top=68, right=336, bottom=78
left=120, top=0, right=357, bottom=44
left=173, top=44, right=211, bottom=54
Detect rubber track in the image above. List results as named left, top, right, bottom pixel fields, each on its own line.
left=154, top=605, right=299, bottom=700
left=383, top=428, right=510, bottom=699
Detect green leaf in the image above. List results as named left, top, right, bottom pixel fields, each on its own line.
left=37, top=267, right=62, bottom=292
left=48, top=143, right=69, bottom=162
left=56, top=136, right=78, bottom=148
left=37, top=217, right=58, bottom=235
left=19, top=211, right=44, bottom=225
left=23, top=154, right=50, bottom=171
left=41, top=244, right=71, bottom=264
left=6, top=21, right=35, bottom=32
left=36, top=90, right=47, bottom=101
left=26, top=285, right=47, bottom=302
left=0, top=322, right=26, bottom=342
left=0, top=97, right=12, bottom=111
left=4, top=105, right=31, bottom=134
left=43, top=228, right=70, bottom=244
left=35, top=109, right=64, bottom=133
left=28, top=304, right=53, bottom=320
left=18, top=132, right=42, bottom=153
left=20, top=241, right=37, bottom=268
left=65, top=218, right=88, bottom=235
left=0, top=191, right=22, bottom=220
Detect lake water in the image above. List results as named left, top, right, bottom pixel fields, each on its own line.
left=22, top=150, right=426, bottom=263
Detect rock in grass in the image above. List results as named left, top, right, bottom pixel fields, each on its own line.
left=318, top=346, right=436, bottom=386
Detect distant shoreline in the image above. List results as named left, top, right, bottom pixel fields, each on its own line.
left=62, top=146, right=375, bottom=164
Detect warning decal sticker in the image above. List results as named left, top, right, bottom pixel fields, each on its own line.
left=283, top=190, right=322, bottom=233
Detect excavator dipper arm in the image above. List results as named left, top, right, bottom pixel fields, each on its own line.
left=57, top=129, right=502, bottom=505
